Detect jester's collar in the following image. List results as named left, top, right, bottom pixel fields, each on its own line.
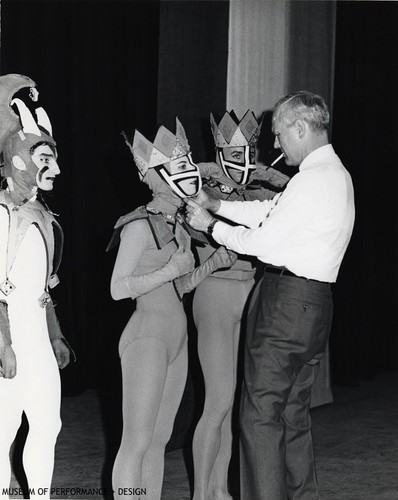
left=0, top=190, right=63, bottom=298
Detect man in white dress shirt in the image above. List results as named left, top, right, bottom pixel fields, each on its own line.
left=185, top=91, right=355, bottom=500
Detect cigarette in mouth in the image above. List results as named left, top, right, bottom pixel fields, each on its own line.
left=271, top=153, right=284, bottom=167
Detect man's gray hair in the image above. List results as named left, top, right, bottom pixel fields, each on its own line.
left=273, top=91, right=329, bottom=133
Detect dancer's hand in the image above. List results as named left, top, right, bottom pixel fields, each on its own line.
left=51, top=338, right=71, bottom=369
left=168, top=246, right=195, bottom=276
left=173, top=246, right=237, bottom=299
left=0, top=346, right=16, bottom=378
left=210, top=246, right=237, bottom=269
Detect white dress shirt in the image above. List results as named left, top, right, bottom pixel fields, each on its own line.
left=212, top=144, right=355, bottom=283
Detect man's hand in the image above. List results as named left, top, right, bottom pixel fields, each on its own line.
left=185, top=198, right=215, bottom=232
left=51, top=338, right=70, bottom=369
left=0, top=346, right=16, bottom=378
left=184, top=189, right=221, bottom=212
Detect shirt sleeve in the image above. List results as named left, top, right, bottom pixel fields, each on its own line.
left=216, top=195, right=281, bottom=228
left=110, top=219, right=180, bottom=300
left=212, top=171, right=323, bottom=261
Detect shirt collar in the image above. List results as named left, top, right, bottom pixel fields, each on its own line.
left=299, top=144, right=334, bottom=171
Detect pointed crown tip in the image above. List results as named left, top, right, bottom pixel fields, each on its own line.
left=128, top=119, right=190, bottom=176
left=210, top=109, right=262, bottom=148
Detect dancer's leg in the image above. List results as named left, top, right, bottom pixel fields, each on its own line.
left=192, top=278, right=251, bottom=500
left=23, top=352, right=61, bottom=498
left=141, top=340, right=188, bottom=500
left=0, top=380, right=23, bottom=498
left=208, top=321, right=241, bottom=500
left=112, top=337, right=169, bottom=500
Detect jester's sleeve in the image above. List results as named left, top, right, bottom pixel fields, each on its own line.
left=46, top=298, right=76, bottom=362
left=0, top=301, right=11, bottom=348
left=0, top=204, right=11, bottom=348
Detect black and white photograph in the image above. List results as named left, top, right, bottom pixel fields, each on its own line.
left=0, top=1, right=397, bottom=499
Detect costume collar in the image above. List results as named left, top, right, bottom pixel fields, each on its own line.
left=3, top=186, right=37, bottom=208
left=146, top=205, right=176, bottom=224
left=209, top=171, right=243, bottom=190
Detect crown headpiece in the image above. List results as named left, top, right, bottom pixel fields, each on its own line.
left=124, top=117, right=191, bottom=177
left=210, top=110, right=262, bottom=148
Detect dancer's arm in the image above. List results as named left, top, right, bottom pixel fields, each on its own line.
left=111, top=219, right=195, bottom=300
left=0, top=302, right=16, bottom=378
left=173, top=246, right=237, bottom=299
left=46, top=299, right=74, bottom=368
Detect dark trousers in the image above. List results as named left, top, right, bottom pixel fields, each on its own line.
left=240, top=270, right=333, bottom=500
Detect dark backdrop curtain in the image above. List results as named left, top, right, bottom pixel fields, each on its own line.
left=157, top=0, right=229, bottom=160
left=0, top=0, right=161, bottom=396
left=331, top=1, right=398, bottom=384
left=287, top=0, right=336, bottom=114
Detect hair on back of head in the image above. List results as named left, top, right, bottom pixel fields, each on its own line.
left=273, top=91, right=329, bottom=133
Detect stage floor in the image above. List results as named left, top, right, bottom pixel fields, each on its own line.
left=9, top=371, right=398, bottom=499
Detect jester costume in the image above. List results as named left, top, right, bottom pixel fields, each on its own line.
left=0, top=74, right=72, bottom=498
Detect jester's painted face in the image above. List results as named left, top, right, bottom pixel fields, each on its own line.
left=156, top=153, right=202, bottom=198
left=217, top=145, right=256, bottom=185
left=31, top=143, right=60, bottom=191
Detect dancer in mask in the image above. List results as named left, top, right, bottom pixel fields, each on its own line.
left=190, top=110, right=287, bottom=500
left=0, top=74, right=72, bottom=498
left=109, top=118, right=235, bottom=500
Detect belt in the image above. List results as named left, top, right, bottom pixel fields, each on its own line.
left=264, top=265, right=328, bottom=284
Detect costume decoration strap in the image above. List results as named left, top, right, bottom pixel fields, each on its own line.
left=0, top=191, right=62, bottom=298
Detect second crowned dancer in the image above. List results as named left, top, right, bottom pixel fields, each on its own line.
left=187, top=110, right=287, bottom=500
left=108, top=118, right=235, bottom=500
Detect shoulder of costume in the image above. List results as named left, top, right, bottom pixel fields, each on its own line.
left=106, top=206, right=149, bottom=252
left=113, top=206, right=149, bottom=230
left=106, top=206, right=176, bottom=252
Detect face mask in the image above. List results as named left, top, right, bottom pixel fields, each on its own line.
left=156, top=153, right=202, bottom=198
left=217, top=146, right=256, bottom=185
